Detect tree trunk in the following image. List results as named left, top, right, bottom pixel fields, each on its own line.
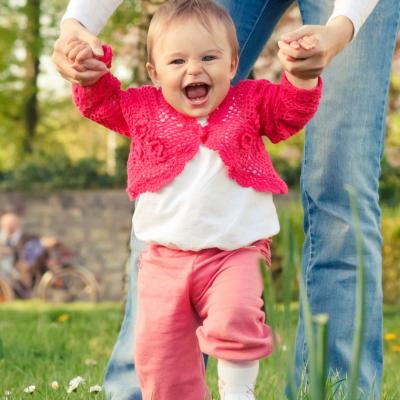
left=135, top=0, right=166, bottom=84
left=22, top=0, right=41, bottom=153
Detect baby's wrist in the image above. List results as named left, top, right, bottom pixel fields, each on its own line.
left=285, top=72, right=318, bottom=89
left=97, top=44, right=113, bottom=68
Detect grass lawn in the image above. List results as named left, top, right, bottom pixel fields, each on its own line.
left=0, top=301, right=399, bottom=399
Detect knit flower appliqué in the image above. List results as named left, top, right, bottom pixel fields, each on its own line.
left=133, top=138, right=167, bottom=162
left=240, top=131, right=257, bottom=150
left=135, top=123, right=149, bottom=139
left=132, top=123, right=167, bottom=162
left=148, top=139, right=166, bottom=159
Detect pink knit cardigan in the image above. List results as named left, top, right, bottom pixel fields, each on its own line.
left=73, top=46, right=322, bottom=200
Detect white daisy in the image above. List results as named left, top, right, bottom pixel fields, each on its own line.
left=23, top=385, right=36, bottom=394
left=84, top=358, right=98, bottom=366
left=67, top=376, right=85, bottom=393
left=89, top=385, right=102, bottom=394
left=51, top=381, right=59, bottom=390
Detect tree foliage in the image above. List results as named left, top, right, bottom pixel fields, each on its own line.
left=0, top=0, right=138, bottom=180
left=0, top=2, right=398, bottom=196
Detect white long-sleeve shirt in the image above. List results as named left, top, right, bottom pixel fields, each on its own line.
left=62, top=0, right=380, bottom=38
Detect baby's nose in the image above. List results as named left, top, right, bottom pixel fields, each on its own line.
left=187, top=60, right=202, bottom=75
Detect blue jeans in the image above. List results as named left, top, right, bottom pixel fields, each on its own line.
left=104, top=1, right=400, bottom=398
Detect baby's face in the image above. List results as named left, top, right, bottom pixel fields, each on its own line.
left=147, top=17, right=238, bottom=118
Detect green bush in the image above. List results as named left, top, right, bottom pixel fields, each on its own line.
left=379, top=158, right=400, bottom=207
left=382, top=210, right=400, bottom=305
left=270, top=157, right=301, bottom=190
left=0, top=152, right=117, bottom=191
left=271, top=204, right=304, bottom=301
left=113, top=142, right=130, bottom=187
left=272, top=203, right=400, bottom=305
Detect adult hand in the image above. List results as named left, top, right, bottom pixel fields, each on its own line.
left=277, top=16, right=354, bottom=80
left=52, top=19, right=108, bottom=86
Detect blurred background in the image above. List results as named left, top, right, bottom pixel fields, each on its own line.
left=0, top=1, right=399, bottom=302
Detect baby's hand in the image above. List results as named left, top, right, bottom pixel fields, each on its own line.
left=283, top=35, right=318, bottom=61
left=65, top=39, right=95, bottom=72
left=290, top=35, right=317, bottom=50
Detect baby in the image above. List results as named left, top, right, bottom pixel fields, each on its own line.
left=67, top=0, right=322, bottom=399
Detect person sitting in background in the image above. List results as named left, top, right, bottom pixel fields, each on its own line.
left=0, top=212, right=44, bottom=298
left=0, top=212, right=22, bottom=278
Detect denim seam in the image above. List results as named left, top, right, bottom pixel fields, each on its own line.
left=237, top=0, right=272, bottom=59
left=302, top=189, right=314, bottom=367
left=376, top=5, right=400, bottom=163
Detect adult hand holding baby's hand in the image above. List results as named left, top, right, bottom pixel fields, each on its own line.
left=52, top=19, right=108, bottom=86
left=277, top=16, right=354, bottom=80
left=64, top=39, right=95, bottom=68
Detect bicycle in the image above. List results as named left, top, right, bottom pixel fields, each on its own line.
left=0, top=238, right=99, bottom=303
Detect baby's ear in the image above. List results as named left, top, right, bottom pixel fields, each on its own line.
left=229, top=55, right=239, bottom=80
left=146, top=62, right=160, bottom=87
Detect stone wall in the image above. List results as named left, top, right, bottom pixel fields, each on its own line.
left=0, top=190, right=134, bottom=300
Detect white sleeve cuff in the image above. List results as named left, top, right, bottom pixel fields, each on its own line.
left=327, top=0, right=379, bottom=39
left=61, top=0, right=123, bottom=35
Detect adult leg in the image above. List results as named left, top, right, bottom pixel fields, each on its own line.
left=103, top=224, right=146, bottom=400
left=216, top=0, right=294, bottom=83
left=296, top=0, right=400, bottom=397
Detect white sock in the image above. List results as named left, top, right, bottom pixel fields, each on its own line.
left=217, top=359, right=259, bottom=398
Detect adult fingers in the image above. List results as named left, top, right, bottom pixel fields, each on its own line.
left=63, top=40, right=106, bottom=72
left=66, top=43, right=89, bottom=63
left=75, top=47, right=94, bottom=63
left=80, top=58, right=108, bottom=71
left=72, top=63, right=88, bottom=73
left=64, top=40, right=85, bottom=60
left=298, top=36, right=317, bottom=50
left=52, top=45, right=77, bottom=78
left=77, top=29, right=104, bottom=57
left=62, top=40, right=106, bottom=71
left=67, top=69, right=108, bottom=86
left=278, top=40, right=318, bottom=60
left=59, top=19, right=104, bottom=57
left=53, top=20, right=105, bottom=83
left=53, top=50, right=107, bottom=86
left=75, top=69, right=108, bottom=86
left=280, top=25, right=319, bottom=43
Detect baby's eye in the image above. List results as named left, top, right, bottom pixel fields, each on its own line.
left=170, top=59, right=185, bottom=65
left=202, top=55, right=217, bottom=62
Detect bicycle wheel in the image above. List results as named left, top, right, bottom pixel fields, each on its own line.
left=36, top=266, right=99, bottom=303
left=0, top=277, right=14, bottom=302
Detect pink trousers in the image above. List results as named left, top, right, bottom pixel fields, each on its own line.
left=134, top=239, right=274, bottom=400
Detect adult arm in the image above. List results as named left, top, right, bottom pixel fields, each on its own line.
left=327, top=0, right=380, bottom=39
left=278, top=0, right=380, bottom=79
left=62, top=0, right=123, bottom=35
left=52, top=0, right=123, bottom=86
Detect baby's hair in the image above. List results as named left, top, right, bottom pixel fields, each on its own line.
left=147, top=0, right=239, bottom=64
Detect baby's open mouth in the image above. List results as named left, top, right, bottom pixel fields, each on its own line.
left=184, top=83, right=210, bottom=103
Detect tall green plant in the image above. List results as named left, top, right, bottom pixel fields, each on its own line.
left=280, top=213, right=300, bottom=399
left=298, top=277, right=330, bottom=400
left=261, top=211, right=313, bottom=399
left=346, top=186, right=366, bottom=400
